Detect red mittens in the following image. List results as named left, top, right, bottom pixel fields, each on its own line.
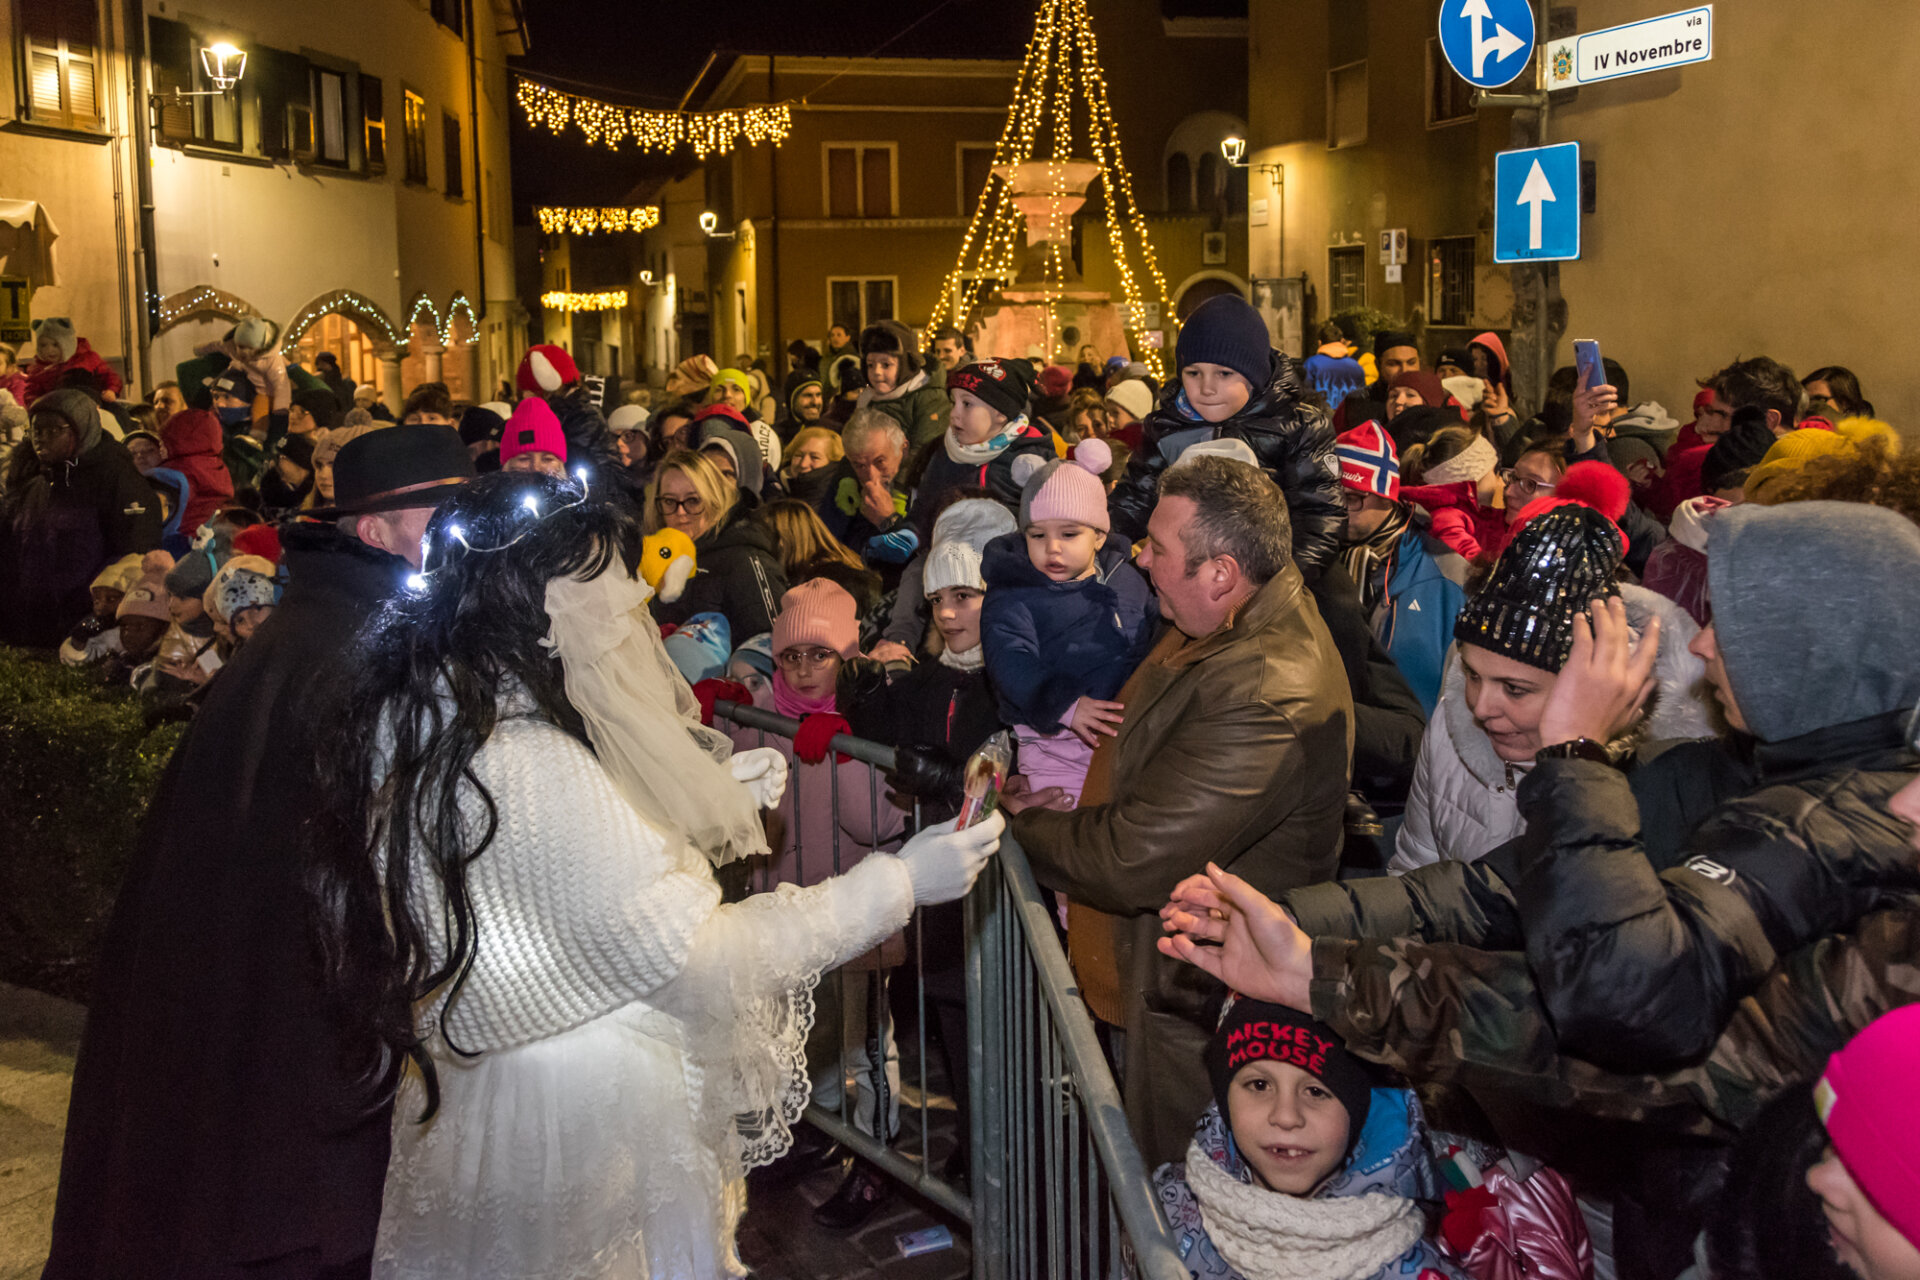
left=793, top=713, right=852, bottom=765
left=691, top=679, right=751, bottom=727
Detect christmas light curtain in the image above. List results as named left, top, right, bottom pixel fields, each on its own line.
left=938, top=0, right=1172, bottom=376
left=516, top=79, right=791, bottom=157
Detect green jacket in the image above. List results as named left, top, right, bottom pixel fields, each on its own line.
left=857, top=373, right=948, bottom=451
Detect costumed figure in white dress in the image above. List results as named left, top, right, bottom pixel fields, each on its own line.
left=308, top=470, right=1004, bottom=1279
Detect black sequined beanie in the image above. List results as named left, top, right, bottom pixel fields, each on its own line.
left=1452, top=504, right=1624, bottom=673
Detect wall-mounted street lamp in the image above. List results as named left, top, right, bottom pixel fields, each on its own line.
left=698, top=211, right=736, bottom=241
left=151, top=41, right=247, bottom=109
left=639, top=269, right=654, bottom=285
left=1220, top=136, right=1282, bottom=184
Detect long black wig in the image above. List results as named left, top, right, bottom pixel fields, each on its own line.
left=307, top=469, right=642, bottom=1121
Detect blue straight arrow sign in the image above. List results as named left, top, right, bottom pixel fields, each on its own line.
left=1495, top=142, right=1582, bottom=263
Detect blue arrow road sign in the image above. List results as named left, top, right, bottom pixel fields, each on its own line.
left=1495, top=142, right=1581, bottom=263
left=1437, top=0, right=1536, bottom=89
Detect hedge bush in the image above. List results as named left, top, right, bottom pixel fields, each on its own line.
left=0, top=647, right=184, bottom=1001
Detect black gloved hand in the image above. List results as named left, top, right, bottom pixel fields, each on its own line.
left=886, top=744, right=964, bottom=803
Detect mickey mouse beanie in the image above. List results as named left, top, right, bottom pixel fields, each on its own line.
left=1019, top=438, right=1112, bottom=531
left=947, top=357, right=1036, bottom=423
left=1206, top=995, right=1373, bottom=1159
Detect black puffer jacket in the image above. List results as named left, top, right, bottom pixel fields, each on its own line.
left=1107, top=352, right=1341, bottom=576
left=1513, top=709, right=1920, bottom=1069
left=652, top=506, right=787, bottom=642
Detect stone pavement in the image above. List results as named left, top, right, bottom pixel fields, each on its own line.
left=0, top=981, right=974, bottom=1280
left=0, top=982, right=82, bottom=1280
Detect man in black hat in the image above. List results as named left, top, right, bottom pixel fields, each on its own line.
left=44, top=426, right=475, bottom=1280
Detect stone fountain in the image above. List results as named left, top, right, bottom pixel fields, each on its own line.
left=968, top=159, right=1130, bottom=367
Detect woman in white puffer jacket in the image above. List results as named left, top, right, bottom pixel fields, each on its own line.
left=1391, top=583, right=1719, bottom=873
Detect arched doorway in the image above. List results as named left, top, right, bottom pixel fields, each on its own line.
left=282, top=290, right=405, bottom=402
left=1171, top=271, right=1249, bottom=322
left=152, top=286, right=264, bottom=390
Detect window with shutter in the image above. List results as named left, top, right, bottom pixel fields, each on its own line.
left=1327, top=60, right=1368, bottom=150
left=191, top=36, right=242, bottom=149
left=256, top=47, right=309, bottom=158
left=402, top=90, right=428, bottom=184
left=361, top=75, right=386, bottom=174
left=442, top=112, right=463, bottom=197
left=826, top=147, right=858, bottom=218
left=315, top=69, right=347, bottom=165
left=958, top=145, right=995, bottom=215
left=861, top=148, right=892, bottom=217
left=20, top=0, right=102, bottom=130
left=147, top=16, right=193, bottom=144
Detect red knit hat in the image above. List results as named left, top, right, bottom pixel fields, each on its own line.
left=515, top=344, right=579, bottom=394
left=500, top=399, right=567, bottom=465
left=1818, top=1004, right=1920, bottom=1248
left=772, top=579, right=860, bottom=659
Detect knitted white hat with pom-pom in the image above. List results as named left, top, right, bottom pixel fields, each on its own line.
left=1015, top=438, right=1112, bottom=531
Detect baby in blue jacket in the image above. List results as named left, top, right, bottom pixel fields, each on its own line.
left=980, top=438, right=1158, bottom=803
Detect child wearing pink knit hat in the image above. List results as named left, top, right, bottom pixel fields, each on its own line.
left=500, top=399, right=569, bottom=477
left=979, top=438, right=1157, bottom=803
left=1810, top=1004, right=1920, bottom=1277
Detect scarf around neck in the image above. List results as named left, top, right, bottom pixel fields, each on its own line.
left=1340, top=504, right=1412, bottom=617
left=772, top=669, right=837, bottom=719
left=1183, top=1139, right=1422, bottom=1280
left=945, top=414, right=1030, bottom=466
left=939, top=643, right=984, bottom=671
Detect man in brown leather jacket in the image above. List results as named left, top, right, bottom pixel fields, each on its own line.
left=1006, top=454, right=1354, bottom=1166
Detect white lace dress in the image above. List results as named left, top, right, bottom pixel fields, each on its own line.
left=373, top=717, right=917, bottom=1280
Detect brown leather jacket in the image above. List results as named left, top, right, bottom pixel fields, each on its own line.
left=1015, top=563, right=1354, bottom=1165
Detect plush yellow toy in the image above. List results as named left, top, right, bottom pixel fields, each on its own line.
left=640, top=527, right=697, bottom=604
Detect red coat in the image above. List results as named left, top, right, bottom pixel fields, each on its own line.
left=1401, top=480, right=1510, bottom=565
left=1643, top=423, right=1710, bottom=523
left=23, top=338, right=123, bottom=403
left=158, top=409, right=235, bottom=535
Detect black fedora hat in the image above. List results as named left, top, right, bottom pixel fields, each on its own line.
left=308, top=423, right=474, bottom=518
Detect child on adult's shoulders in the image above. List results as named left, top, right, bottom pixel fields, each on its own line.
left=980, top=437, right=1156, bottom=807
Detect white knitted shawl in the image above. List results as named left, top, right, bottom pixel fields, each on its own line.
left=1183, top=1139, right=1423, bottom=1280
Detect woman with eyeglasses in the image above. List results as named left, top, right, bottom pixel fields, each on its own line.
left=646, top=448, right=787, bottom=643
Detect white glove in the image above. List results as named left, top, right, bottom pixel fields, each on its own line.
left=729, top=747, right=789, bottom=810
left=898, top=811, right=1006, bottom=907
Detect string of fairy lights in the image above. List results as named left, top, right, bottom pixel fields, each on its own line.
left=535, top=206, right=661, bottom=235
left=937, top=0, right=1172, bottom=377
left=541, top=290, right=629, bottom=313
left=407, top=293, right=480, bottom=347
left=516, top=78, right=792, bottom=157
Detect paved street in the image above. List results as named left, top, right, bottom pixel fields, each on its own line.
left=0, top=983, right=81, bottom=1280
left=0, top=981, right=967, bottom=1279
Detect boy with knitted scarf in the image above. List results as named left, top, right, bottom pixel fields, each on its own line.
left=1154, top=997, right=1467, bottom=1280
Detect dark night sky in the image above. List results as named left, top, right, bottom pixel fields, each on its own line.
left=506, top=0, right=1243, bottom=210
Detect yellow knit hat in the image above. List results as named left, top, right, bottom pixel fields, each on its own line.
left=1743, top=420, right=1889, bottom=498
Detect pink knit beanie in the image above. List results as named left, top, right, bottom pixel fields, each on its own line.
left=1017, top=438, right=1112, bottom=532
left=1817, top=1003, right=1920, bottom=1247
left=772, top=578, right=861, bottom=658
left=500, top=398, right=567, bottom=465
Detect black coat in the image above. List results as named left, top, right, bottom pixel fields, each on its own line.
left=44, top=522, right=405, bottom=1277
left=1308, top=563, right=1427, bottom=800
left=907, top=421, right=1055, bottom=532
left=1108, top=352, right=1342, bottom=577
left=651, top=506, right=787, bottom=642
left=0, top=430, right=161, bottom=647
left=841, top=654, right=1004, bottom=813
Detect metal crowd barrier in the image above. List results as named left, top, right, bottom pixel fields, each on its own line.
left=714, top=700, right=1185, bottom=1280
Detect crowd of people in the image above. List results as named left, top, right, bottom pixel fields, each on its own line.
left=6, top=296, right=1917, bottom=1280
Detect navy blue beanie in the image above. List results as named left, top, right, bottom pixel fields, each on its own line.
left=1176, top=295, right=1273, bottom=391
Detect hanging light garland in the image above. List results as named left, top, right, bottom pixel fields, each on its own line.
left=939, top=0, right=1173, bottom=378
left=405, top=293, right=482, bottom=347
left=275, top=289, right=405, bottom=351
left=541, top=289, right=628, bottom=313
left=535, top=205, right=662, bottom=236
left=516, top=78, right=791, bottom=157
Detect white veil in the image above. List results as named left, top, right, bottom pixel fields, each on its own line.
left=542, top=566, right=767, bottom=868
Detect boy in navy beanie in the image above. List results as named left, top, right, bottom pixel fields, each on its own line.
left=1107, top=294, right=1344, bottom=576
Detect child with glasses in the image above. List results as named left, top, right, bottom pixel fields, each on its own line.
left=720, top=579, right=908, bottom=1227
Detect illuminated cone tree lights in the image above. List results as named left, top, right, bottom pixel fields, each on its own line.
left=938, top=0, right=1172, bottom=375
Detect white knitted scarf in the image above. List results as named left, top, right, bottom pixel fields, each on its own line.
left=1182, top=1140, right=1423, bottom=1280
left=939, top=643, right=985, bottom=671
left=1419, top=433, right=1498, bottom=487
left=945, top=414, right=1030, bottom=465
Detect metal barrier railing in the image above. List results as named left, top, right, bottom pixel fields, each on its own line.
left=714, top=700, right=1185, bottom=1280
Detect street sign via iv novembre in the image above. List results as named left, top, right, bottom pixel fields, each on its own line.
left=1548, top=6, right=1713, bottom=89
left=1494, top=142, right=1581, bottom=263
left=1437, top=0, right=1536, bottom=90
